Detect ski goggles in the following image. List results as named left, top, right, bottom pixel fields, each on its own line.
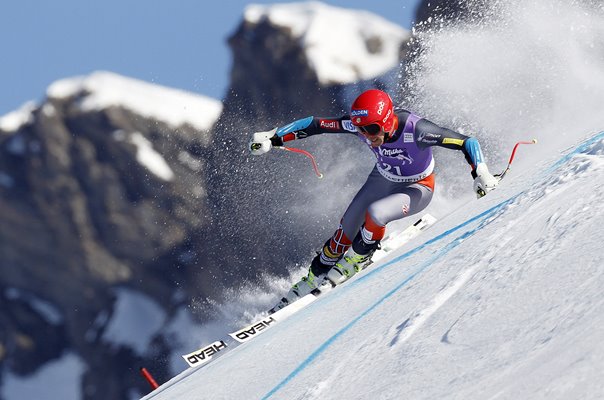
left=356, top=123, right=382, bottom=136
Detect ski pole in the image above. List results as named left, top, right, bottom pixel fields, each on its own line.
left=276, top=146, right=324, bottom=178
left=496, top=139, right=538, bottom=180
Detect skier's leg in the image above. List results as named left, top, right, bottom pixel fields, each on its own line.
left=367, top=183, right=433, bottom=224
left=309, top=167, right=392, bottom=274
left=327, top=184, right=433, bottom=285
left=271, top=170, right=389, bottom=310
left=289, top=226, right=352, bottom=298
left=317, top=225, right=353, bottom=271
left=337, top=167, right=394, bottom=248
left=326, top=212, right=385, bottom=283
left=269, top=225, right=353, bottom=312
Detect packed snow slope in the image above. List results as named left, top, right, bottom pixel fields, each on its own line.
left=141, top=1, right=604, bottom=398
left=142, top=129, right=604, bottom=399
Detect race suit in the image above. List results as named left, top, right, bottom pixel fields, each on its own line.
left=271, top=109, right=485, bottom=267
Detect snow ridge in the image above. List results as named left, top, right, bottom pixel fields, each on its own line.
left=47, top=71, right=223, bottom=131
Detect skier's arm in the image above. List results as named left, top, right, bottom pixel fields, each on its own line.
left=249, top=116, right=354, bottom=155
left=415, top=118, right=499, bottom=197
left=415, top=119, right=484, bottom=173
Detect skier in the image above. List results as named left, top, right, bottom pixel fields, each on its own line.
left=249, top=89, right=499, bottom=311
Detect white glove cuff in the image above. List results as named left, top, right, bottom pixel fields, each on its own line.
left=250, top=128, right=277, bottom=156
left=475, top=163, right=491, bottom=178
left=253, top=128, right=277, bottom=142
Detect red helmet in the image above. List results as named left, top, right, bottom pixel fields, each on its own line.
left=350, top=89, right=396, bottom=134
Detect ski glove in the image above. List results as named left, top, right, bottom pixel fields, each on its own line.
left=249, top=128, right=278, bottom=155
left=473, top=163, right=499, bottom=198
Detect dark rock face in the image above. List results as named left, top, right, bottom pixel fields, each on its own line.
left=226, top=17, right=341, bottom=122
left=0, top=93, right=220, bottom=398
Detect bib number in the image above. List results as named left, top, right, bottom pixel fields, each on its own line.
left=380, top=161, right=402, bottom=176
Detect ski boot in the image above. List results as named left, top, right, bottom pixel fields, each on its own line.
left=268, top=255, right=332, bottom=314
left=325, top=235, right=380, bottom=286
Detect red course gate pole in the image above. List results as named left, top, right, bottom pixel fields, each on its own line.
left=140, top=367, right=159, bottom=391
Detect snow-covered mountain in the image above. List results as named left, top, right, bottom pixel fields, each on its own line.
left=221, top=0, right=410, bottom=130
left=47, top=71, right=223, bottom=132
left=0, top=70, right=224, bottom=400
left=243, top=1, right=408, bottom=85
left=1, top=71, right=222, bottom=134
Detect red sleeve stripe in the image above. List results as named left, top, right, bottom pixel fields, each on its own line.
left=282, top=133, right=296, bottom=143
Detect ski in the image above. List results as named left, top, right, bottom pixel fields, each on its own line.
left=180, top=213, right=436, bottom=369
left=229, top=293, right=317, bottom=343
left=181, top=294, right=318, bottom=367
left=375, top=213, right=437, bottom=259
left=182, top=340, right=229, bottom=368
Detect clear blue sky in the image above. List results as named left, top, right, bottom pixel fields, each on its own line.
left=0, top=1, right=420, bottom=116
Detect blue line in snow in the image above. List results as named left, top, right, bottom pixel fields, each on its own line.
left=262, top=131, right=604, bottom=399
left=547, top=131, right=604, bottom=172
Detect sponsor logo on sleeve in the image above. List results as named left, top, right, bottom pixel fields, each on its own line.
left=404, top=132, right=414, bottom=143
left=319, top=119, right=340, bottom=130
left=342, top=120, right=357, bottom=132
left=443, top=138, right=465, bottom=146
left=418, top=132, right=441, bottom=144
